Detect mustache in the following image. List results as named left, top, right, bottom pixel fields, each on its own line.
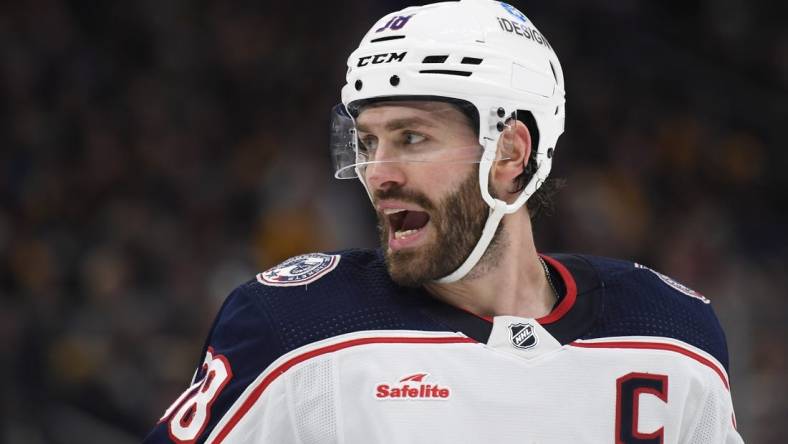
left=373, top=187, right=436, bottom=211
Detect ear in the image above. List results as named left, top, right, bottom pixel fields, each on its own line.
left=490, top=120, right=531, bottom=202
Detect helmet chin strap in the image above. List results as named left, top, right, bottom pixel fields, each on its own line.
left=434, top=137, right=545, bottom=284
left=433, top=198, right=509, bottom=284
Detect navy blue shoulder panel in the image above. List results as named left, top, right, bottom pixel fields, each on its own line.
left=578, top=255, right=730, bottom=371
left=242, top=248, right=451, bottom=353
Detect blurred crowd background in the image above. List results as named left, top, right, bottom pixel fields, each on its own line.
left=1, top=0, right=785, bottom=442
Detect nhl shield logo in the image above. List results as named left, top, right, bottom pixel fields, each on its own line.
left=257, top=253, right=340, bottom=287
left=509, top=323, right=538, bottom=350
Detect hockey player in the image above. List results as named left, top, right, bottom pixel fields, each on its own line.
left=144, top=1, right=743, bottom=442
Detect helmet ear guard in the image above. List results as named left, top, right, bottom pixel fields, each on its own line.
left=334, top=0, right=565, bottom=283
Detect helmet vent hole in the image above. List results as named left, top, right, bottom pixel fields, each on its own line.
left=547, top=148, right=554, bottom=158
left=549, top=61, right=557, bottom=82
left=422, top=55, right=449, bottom=63
left=354, top=80, right=363, bottom=91
left=461, top=57, right=483, bottom=65
left=389, top=75, right=400, bottom=86
left=418, top=69, right=472, bottom=77
left=370, top=35, right=406, bottom=43
left=554, top=106, right=559, bottom=115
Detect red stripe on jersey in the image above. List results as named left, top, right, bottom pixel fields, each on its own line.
left=537, top=254, right=578, bottom=324
left=445, top=255, right=577, bottom=324
left=569, top=340, right=729, bottom=390
left=213, top=336, right=477, bottom=443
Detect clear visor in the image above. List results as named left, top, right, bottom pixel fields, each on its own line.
left=329, top=102, right=517, bottom=179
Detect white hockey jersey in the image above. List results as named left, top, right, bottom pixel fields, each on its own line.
left=144, top=251, right=743, bottom=443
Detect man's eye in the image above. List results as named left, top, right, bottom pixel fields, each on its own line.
left=403, top=132, right=426, bottom=144
left=359, top=136, right=377, bottom=152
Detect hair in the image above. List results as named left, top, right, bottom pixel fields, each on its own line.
left=514, top=111, right=565, bottom=218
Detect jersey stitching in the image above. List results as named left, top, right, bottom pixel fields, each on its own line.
left=551, top=253, right=607, bottom=339
left=575, top=254, right=607, bottom=336
left=330, top=355, right=346, bottom=444
left=244, top=282, right=292, bottom=362
left=682, top=374, right=713, bottom=443
left=284, top=369, right=306, bottom=444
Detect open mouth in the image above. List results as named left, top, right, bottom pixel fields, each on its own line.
left=385, top=209, right=431, bottom=241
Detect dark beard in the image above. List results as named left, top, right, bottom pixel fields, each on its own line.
left=376, top=169, right=489, bottom=287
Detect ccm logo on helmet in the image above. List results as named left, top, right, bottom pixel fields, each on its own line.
left=357, top=52, right=407, bottom=67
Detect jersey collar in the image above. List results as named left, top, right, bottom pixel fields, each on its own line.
left=418, top=253, right=604, bottom=345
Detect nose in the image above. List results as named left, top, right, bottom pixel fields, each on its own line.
left=364, top=146, right=407, bottom=192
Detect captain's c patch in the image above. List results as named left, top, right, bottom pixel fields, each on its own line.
left=257, top=253, right=341, bottom=287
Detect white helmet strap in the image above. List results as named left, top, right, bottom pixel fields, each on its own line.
left=434, top=133, right=546, bottom=284
left=434, top=198, right=508, bottom=283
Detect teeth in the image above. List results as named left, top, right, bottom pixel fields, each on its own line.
left=384, top=208, right=407, bottom=215
left=394, top=229, right=419, bottom=239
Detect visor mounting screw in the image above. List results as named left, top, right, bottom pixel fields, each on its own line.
left=547, top=147, right=554, bottom=158
left=497, top=107, right=506, bottom=118
left=496, top=121, right=505, bottom=132
left=354, top=80, right=363, bottom=91
left=389, top=75, right=400, bottom=86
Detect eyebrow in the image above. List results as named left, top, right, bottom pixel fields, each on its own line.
left=356, top=116, right=436, bottom=134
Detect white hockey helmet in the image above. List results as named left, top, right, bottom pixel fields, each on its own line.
left=330, top=0, right=566, bottom=283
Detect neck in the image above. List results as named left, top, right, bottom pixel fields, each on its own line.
left=424, top=210, right=556, bottom=319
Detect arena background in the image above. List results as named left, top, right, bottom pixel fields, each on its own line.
left=1, top=0, right=785, bottom=442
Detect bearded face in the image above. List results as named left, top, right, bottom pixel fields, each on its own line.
left=355, top=101, right=500, bottom=286
left=375, top=167, right=490, bottom=286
